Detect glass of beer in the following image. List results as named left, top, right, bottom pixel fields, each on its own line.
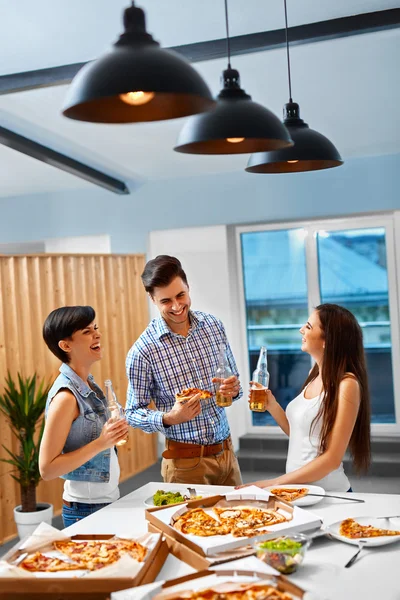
left=216, top=390, right=232, bottom=407
left=249, top=383, right=268, bottom=412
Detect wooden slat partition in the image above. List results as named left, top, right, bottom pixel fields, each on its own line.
left=0, top=254, right=157, bottom=544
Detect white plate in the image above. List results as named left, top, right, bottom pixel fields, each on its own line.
left=326, top=516, right=400, bottom=547
left=263, top=484, right=326, bottom=506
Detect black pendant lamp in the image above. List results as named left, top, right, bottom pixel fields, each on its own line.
left=174, top=0, right=292, bottom=155
left=246, top=0, right=343, bottom=173
left=62, top=2, right=215, bottom=123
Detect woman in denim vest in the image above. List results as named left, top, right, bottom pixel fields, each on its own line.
left=39, top=306, right=129, bottom=527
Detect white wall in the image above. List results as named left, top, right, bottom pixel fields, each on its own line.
left=44, top=234, right=111, bottom=253
left=148, top=225, right=248, bottom=451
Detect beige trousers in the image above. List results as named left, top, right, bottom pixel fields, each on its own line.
left=161, top=447, right=242, bottom=486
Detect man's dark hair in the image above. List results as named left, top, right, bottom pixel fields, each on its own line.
left=43, top=306, right=95, bottom=363
left=141, top=255, right=188, bottom=296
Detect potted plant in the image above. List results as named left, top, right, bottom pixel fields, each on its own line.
left=0, top=372, right=52, bottom=539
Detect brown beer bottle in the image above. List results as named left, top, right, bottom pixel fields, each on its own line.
left=249, top=346, right=270, bottom=412
left=215, top=344, right=233, bottom=407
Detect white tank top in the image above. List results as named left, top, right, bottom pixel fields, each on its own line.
left=63, top=447, right=120, bottom=504
left=285, top=388, right=350, bottom=492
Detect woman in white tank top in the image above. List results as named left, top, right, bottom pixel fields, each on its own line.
left=240, top=304, right=371, bottom=492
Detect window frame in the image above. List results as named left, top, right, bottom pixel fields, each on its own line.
left=236, top=212, right=400, bottom=436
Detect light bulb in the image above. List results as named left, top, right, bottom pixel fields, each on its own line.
left=226, top=137, right=245, bottom=144
left=287, top=159, right=299, bottom=163
left=119, top=91, right=155, bottom=106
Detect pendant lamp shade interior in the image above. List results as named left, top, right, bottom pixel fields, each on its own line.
left=246, top=102, right=343, bottom=172
left=174, top=0, right=292, bottom=155
left=246, top=0, right=342, bottom=173
left=62, top=2, right=215, bottom=123
left=174, top=68, right=293, bottom=154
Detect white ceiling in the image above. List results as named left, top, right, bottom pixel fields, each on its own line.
left=0, top=1, right=398, bottom=198
left=0, top=0, right=397, bottom=75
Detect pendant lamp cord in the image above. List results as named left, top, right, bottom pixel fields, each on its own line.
left=224, top=0, right=231, bottom=68
left=284, top=0, right=293, bottom=102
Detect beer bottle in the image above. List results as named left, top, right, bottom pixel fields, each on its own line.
left=249, top=346, right=270, bottom=412
left=104, top=379, right=128, bottom=446
left=215, top=344, right=233, bottom=407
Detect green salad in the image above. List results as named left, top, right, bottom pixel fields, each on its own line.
left=256, top=536, right=307, bottom=574
left=257, top=537, right=303, bottom=553
left=153, top=490, right=187, bottom=506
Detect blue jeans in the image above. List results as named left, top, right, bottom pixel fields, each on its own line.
left=62, top=501, right=110, bottom=528
left=347, top=487, right=353, bottom=492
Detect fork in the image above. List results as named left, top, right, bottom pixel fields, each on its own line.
left=344, top=540, right=367, bottom=568
left=187, top=487, right=197, bottom=499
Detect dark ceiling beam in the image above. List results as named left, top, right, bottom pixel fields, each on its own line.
left=0, top=9, right=399, bottom=95
left=0, top=126, right=130, bottom=194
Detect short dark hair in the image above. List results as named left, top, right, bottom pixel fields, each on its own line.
left=141, top=255, right=188, bottom=296
left=43, top=306, right=96, bottom=363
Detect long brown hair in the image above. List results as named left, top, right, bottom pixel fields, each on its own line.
left=302, top=304, right=371, bottom=473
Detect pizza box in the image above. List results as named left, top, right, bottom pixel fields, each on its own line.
left=110, top=567, right=307, bottom=600
left=148, top=522, right=256, bottom=570
left=145, top=488, right=322, bottom=557
left=0, top=531, right=169, bottom=599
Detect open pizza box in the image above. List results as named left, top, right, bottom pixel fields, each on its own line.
left=145, top=487, right=322, bottom=561
left=147, top=522, right=257, bottom=570
left=110, top=567, right=310, bottom=600
left=0, top=522, right=169, bottom=599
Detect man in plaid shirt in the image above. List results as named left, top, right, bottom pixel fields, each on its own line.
left=125, top=255, right=243, bottom=485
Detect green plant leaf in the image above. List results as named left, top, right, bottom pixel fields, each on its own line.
left=0, top=372, right=51, bottom=509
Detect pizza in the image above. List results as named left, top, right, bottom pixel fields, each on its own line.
left=19, top=538, right=147, bottom=573
left=175, top=388, right=212, bottom=402
left=270, top=488, right=309, bottom=502
left=153, top=580, right=293, bottom=600
left=19, top=552, right=85, bottom=572
left=54, top=538, right=147, bottom=570
left=339, top=518, right=400, bottom=539
left=214, top=507, right=287, bottom=528
left=174, top=508, right=231, bottom=536
left=173, top=506, right=288, bottom=538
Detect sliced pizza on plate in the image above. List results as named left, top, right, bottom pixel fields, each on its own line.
left=270, top=488, right=309, bottom=502
left=339, top=518, right=400, bottom=539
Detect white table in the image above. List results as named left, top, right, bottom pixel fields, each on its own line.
left=64, top=482, right=400, bottom=600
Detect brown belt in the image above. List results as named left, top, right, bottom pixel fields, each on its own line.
left=162, top=436, right=232, bottom=459
left=63, top=500, right=73, bottom=507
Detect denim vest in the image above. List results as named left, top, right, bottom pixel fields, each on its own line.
left=45, top=363, right=110, bottom=483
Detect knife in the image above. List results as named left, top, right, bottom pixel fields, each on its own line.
left=306, top=493, right=365, bottom=503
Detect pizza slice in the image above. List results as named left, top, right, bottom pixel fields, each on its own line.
left=175, top=388, right=212, bottom=403
left=54, top=539, right=147, bottom=569
left=270, top=488, right=309, bottom=502
left=231, top=526, right=273, bottom=538
left=339, top=518, right=400, bottom=539
left=19, top=551, right=85, bottom=572
left=174, top=508, right=231, bottom=536
left=213, top=506, right=288, bottom=528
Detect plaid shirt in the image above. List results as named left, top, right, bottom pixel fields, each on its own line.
left=125, top=311, right=242, bottom=445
